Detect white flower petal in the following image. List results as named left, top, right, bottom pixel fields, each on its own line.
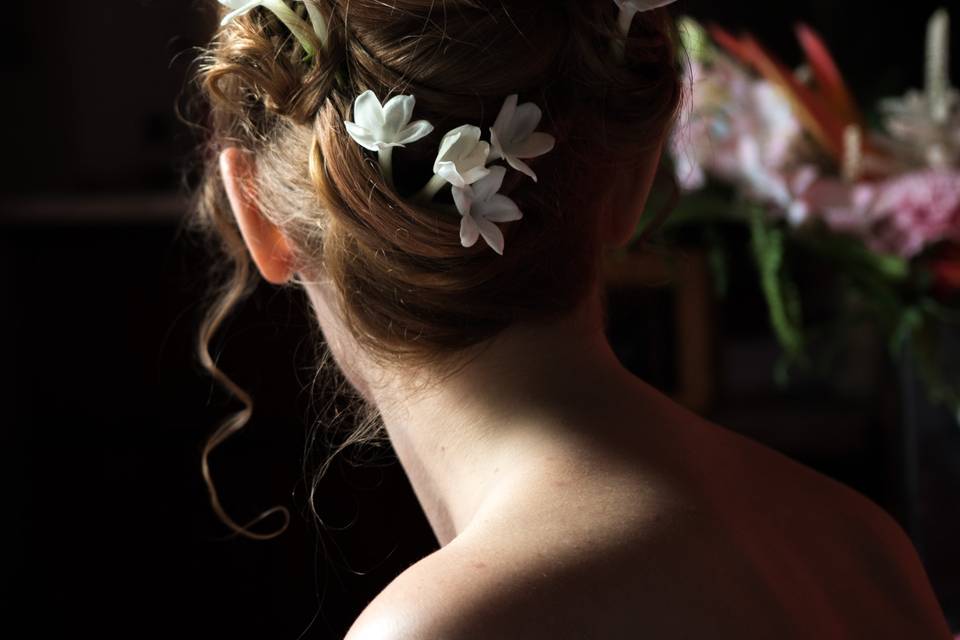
left=459, top=163, right=492, bottom=187
left=451, top=185, right=474, bottom=217
left=507, top=103, right=543, bottom=142
left=344, top=122, right=381, bottom=151
left=472, top=166, right=507, bottom=201
left=434, top=127, right=489, bottom=186
left=460, top=213, right=481, bottom=248
left=456, top=125, right=483, bottom=147
left=353, top=90, right=385, bottom=131
left=476, top=195, right=523, bottom=223
left=489, top=128, right=506, bottom=163
left=490, top=95, right=518, bottom=160
left=434, top=129, right=466, bottom=172
left=461, top=140, right=491, bottom=177
left=493, top=94, right=518, bottom=136
left=436, top=161, right=468, bottom=188
left=512, top=132, right=556, bottom=159
left=476, top=218, right=506, bottom=255
left=219, top=0, right=263, bottom=25
left=298, top=0, right=328, bottom=45
left=382, top=94, right=415, bottom=134
left=466, top=140, right=491, bottom=165
left=488, top=95, right=554, bottom=181
left=505, top=155, right=538, bottom=182
left=395, top=119, right=434, bottom=145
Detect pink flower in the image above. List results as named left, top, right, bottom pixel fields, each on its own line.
left=799, top=170, right=960, bottom=258
left=670, top=54, right=802, bottom=194
left=791, top=170, right=878, bottom=233
left=862, top=170, right=960, bottom=258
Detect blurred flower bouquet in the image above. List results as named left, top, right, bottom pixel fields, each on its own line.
left=659, top=9, right=960, bottom=423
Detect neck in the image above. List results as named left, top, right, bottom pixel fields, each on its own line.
left=365, top=276, right=646, bottom=547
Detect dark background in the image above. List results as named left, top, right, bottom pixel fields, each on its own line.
left=3, top=1, right=958, bottom=638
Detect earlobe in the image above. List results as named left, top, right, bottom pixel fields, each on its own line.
left=219, top=147, right=297, bottom=285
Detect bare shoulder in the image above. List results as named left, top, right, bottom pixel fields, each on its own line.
left=815, top=470, right=953, bottom=633
left=342, top=542, right=522, bottom=640
left=345, top=420, right=954, bottom=639
left=710, top=424, right=954, bottom=638
left=343, top=496, right=705, bottom=640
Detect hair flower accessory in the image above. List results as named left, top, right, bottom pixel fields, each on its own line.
left=489, top=94, right=556, bottom=182
left=218, top=0, right=327, bottom=55
left=344, top=90, right=434, bottom=187
left=343, top=90, right=556, bottom=256
left=452, top=166, right=523, bottom=255
left=416, top=125, right=492, bottom=200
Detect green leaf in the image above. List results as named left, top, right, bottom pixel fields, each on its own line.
left=890, top=306, right=924, bottom=357
left=901, top=312, right=960, bottom=419
left=748, top=205, right=806, bottom=364
left=704, top=225, right=729, bottom=299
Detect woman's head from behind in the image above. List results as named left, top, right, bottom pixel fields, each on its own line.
left=190, top=0, right=684, bottom=537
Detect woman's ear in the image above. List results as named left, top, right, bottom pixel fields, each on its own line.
left=600, top=138, right=665, bottom=250
left=219, top=147, right=297, bottom=285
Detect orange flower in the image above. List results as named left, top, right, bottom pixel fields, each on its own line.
left=709, top=23, right=876, bottom=171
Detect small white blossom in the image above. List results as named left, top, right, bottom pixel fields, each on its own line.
left=488, top=94, right=555, bottom=182
left=344, top=90, right=434, bottom=151
left=433, top=125, right=491, bottom=189
left=451, top=166, right=523, bottom=255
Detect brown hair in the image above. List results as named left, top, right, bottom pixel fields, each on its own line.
left=185, top=0, right=685, bottom=539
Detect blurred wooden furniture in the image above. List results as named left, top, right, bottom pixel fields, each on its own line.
left=603, top=248, right=717, bottom=415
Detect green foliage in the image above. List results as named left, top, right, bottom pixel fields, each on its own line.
left=898, top=299, right=960, bottom=419
left=646, top=178, right=960, bottom=419
left=747, top=204, right=808, bottom=381
left=703, top=225, right=730, bottom=299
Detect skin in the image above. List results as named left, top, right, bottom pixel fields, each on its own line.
left=219, top=144, right=953, bottom=639
left=219, top=140, right=663, bottom=544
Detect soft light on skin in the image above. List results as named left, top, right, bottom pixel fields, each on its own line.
left=219, top=139, right=669, bottom=546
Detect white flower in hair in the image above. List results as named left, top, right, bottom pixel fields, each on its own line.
left=345, top=90, right=434, bottom=187
left=433, top=125, right=492, bottom=188
left=452, top=166, right=523, bottom=255
left=344, top=90, right=434, bottom=151
left=415, top=125, right=491, bottom=202
left=218, top=0, right=324, bottom=55
left=489, top=94, right=556, bottom=182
